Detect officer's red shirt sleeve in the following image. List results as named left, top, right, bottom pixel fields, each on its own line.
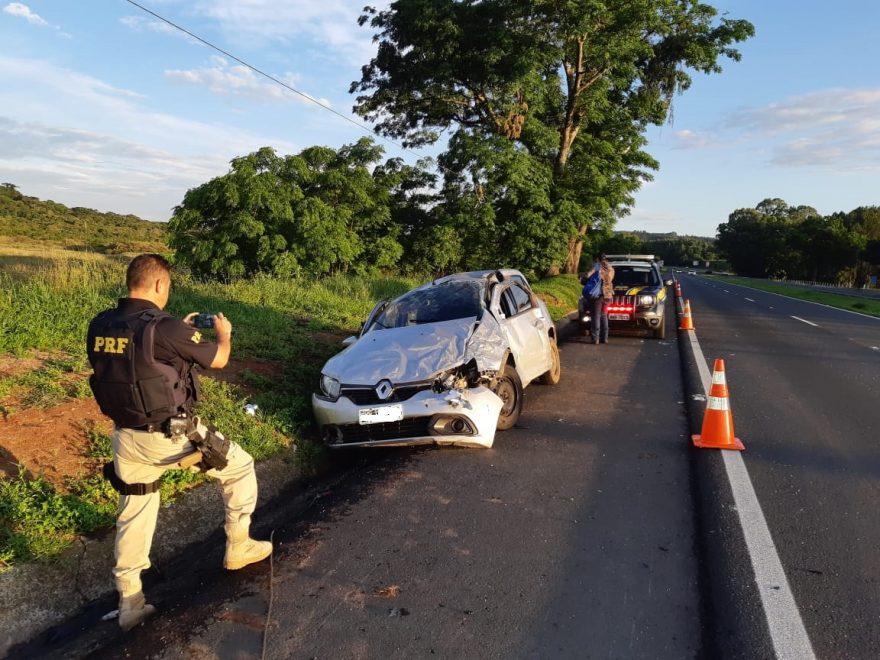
left=153, top=317, right=219, bottom=369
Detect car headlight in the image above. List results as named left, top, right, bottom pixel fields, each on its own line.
left=637, top=294, right=656, bottom=306
left=320, top=374, right=341, bottom=400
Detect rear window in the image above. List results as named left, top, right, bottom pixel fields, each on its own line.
left=611, top=265, right=660, bottom=288
left=368, top=280, right=484, bottom=330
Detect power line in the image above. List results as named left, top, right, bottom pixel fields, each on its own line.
left=122, top=0, right=407, bottom=154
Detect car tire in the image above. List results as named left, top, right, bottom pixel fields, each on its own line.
left=654, top=315, right=666, bottom=340
left=539, top=340, right=562, bottom=385
left=494, top=364, right=523, bottom=431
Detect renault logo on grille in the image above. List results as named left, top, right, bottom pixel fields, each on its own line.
left=375, top=380, right=393, bottom=400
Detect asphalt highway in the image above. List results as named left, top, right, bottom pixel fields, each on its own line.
left=43, top=315, right=705, bottom=660
left=679, top=274, right=880, bottom=659
left=21, top=278, right=874, bottom=659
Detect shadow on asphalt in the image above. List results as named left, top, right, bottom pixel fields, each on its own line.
left=6, top=447, right=420, bottom=659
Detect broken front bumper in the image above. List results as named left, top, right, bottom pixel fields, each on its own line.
left=311, top=386, right=503, bottom=449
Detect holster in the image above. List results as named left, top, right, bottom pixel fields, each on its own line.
left=186, top=416, right=230, bottom=471
left=102, top=462, right=160, bottom=496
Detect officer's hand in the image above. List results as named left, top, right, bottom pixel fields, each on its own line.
left=183, top=312, right=198, bottom=326
left=213, top=313, right=232, bottom=339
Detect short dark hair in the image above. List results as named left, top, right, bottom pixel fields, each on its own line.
left=126, top=254, right=171, bottom=291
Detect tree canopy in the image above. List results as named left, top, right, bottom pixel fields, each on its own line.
left=716, top=199, right=873, bottom=284
left=168, top=139, right=428, bottom=280
left=352, top=0, right=754, bottom=272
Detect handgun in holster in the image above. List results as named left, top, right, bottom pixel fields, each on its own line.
left=182, top=416, right=230, bottom=471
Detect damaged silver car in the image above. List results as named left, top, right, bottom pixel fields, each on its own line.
left=312, top=269, right=561, bottom=449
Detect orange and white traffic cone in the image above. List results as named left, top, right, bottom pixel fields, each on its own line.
left=675, top=281, right=682, bottom=298
left=692, top=359, right=744, bottom=450
left=678, top=299, right=695, bottom=330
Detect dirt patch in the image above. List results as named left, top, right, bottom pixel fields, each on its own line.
left=0, top=398, right=111, bottom=487
left=0, top=358, right=288, bottom=488
left=0, top=352, right=51, bottom=380
left=311, top=330, right=351, bottom=345
left=207, top=358, right=285, bottom=393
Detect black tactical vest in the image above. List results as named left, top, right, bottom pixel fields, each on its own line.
left=87, top=307, right=194, bottom=428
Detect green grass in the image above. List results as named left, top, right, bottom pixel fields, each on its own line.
left=0, top=353, right=92, bottom=410
left=706, top=275, right=880, bottom=317
left=0, top=255, right=579, bottom=569
left=532, top=273, right=583, bottom=320
left=0, top=468, right=117, bottom=566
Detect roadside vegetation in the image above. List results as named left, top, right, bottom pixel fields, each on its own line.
left=705, top=275, right=880, bottom=318
left=2, top=0, right=753, bottom=571
left=0, top=183, right=166, bottom=253
left=0, top=240, right=582, bottom=571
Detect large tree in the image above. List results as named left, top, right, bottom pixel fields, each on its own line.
left=352, top=0, right=753, bottom=273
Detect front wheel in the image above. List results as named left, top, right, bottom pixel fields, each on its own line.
left=653, top=316, right=666, bottom=340
left=539, top=340, right=562, bottom=385
left=493, top=364, right=523, bottom=431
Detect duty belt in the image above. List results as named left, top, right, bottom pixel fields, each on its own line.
left=124, top=413, right=189, bottom=436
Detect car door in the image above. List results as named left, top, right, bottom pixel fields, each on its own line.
left=494, top=282, right=550, bottom=384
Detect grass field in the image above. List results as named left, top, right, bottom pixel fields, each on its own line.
left=0, top=247, right=582, bottom=570
left=705, top=275, right=880, bottom=318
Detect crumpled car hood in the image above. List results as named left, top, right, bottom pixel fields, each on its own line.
left=323, top=315, right=506, bottom=385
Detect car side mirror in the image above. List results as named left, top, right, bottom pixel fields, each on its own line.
left=665, top=279, right=673, bottom=286
left=342, top=336, right=357, bottom=347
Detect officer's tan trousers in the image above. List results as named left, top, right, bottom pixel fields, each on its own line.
left=111, top=426, right=258, bottom=594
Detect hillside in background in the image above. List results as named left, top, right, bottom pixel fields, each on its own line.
left=0, top=184, right=167, bottom=253
left=625, top=230, right=715, bottom=243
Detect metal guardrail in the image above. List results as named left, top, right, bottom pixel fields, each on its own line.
left=765, top=278, right=880, bottom=301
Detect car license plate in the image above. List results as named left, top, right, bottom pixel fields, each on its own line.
left=609, top=313, right=631, bottom=321
left=358, top=405, right=403, bottom=425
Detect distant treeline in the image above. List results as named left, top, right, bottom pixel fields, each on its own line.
left=583, top=230, right=717, bottom=269
left=716, top=198, right=880, bottom=286
left=0, top=183, right=166, bottom=253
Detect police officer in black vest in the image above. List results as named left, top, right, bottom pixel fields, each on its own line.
left=87, top=254, right=271, bottom=631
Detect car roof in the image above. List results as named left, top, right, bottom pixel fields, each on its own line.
left=431, top=269, right=526, bottom=286
left=605, top=254, right=657, bottom=264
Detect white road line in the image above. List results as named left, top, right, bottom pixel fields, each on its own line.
left=745, top=298, right=756, bottom=303
left=687, top=332, right=816, bottom=660
left=710, top=280, right=880, bottom=321
left=723, top=289, right=731, bottom=293
left=791, top=316, right=818, bottom=327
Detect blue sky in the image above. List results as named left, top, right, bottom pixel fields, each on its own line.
left=1, top=1, right=878, bottom=237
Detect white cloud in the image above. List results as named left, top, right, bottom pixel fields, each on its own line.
left=192, top=0, right=390, bottom=65
left=672, top=88, right=880, bottom=170
left=728, top=89, right=880, bottom=135
left=3, top=2, right=46, bottom=26
left=0, top=56, right=300, bottom=219
left=0, top=117, right=227, bottom=218
left=729, top=89, right=880, bottom=169
left=119, top=15, right=201, bottom=44
left=671, top=129, right=719, bottom=150
left=165, top=58, right=331, bottom=107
